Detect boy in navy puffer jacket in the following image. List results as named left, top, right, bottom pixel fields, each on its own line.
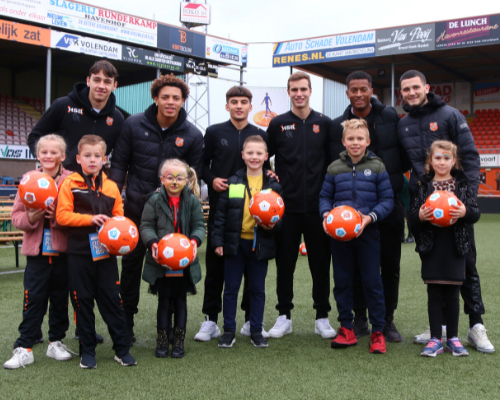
left=319, top=119, right=394, bottom=354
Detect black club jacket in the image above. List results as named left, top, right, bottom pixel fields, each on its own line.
left=211, top=168, right=282, bottom=260
left=267, top=110, right=331, bottom=213
left=28, top=82, right=124, bottom=172
left=397, top=93, right=480, bottom=195
left=108, top=104, right=204, bottom=219
left=203, top=119, right=269, bottom=211
left=329, top=97, right=411, bottom=196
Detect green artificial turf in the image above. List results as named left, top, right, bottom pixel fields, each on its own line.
left=1, top=216, right=500, bottom=399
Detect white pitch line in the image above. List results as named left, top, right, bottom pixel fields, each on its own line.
left=0, top=269, right=25, bottom=275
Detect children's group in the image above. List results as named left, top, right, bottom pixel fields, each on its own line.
left=3, top=60, right=495, bottom=371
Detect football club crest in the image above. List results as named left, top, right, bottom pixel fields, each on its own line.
left=106, top=117, right=114, bottom=126
left=175, top=137, right=184, bottom=147
left=430, top=122, right=438, bottom=131
left=313, top=124, right=320, bottom=133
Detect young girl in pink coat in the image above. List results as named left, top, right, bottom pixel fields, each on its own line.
left=4, top=134, right=74, bottom=369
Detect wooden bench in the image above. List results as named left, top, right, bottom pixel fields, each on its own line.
left=0, top=231, right=24, bottom=268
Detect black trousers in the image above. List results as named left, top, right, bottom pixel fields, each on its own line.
left=428, top=284, right=460, bottom=339
left=120, top=212, right=147, bottom=329
left=202, top=206, right=250, bottom=323
left=68, top=254, right=129, bottom=357
left=275, top=212, right=331, bottom=319
left=15, top=255, right=69, bottom=349
left=353, top=199, right=404, bottom=322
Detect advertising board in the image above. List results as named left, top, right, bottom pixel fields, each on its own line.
left=157, top=24, right=205, bottom=58
left=0, top=17, right=50, bottom=46
left=122, top=45, right=184, bottom=72
left=474, top=81, right=500, bottom=103
left=435, top=14, right=500, bottom=49
left=376, top=23, right=435, bottom=56
left=272, top=31, right=376, bottom=67
left=51, top=30, right=121, bottom=59
left=179, top=2, right=210, bottom=26
left=205, top=36, right=243, bottom=66
left=0, top=144, right=36, bottom=160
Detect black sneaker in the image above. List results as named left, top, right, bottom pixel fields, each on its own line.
left=352, top=317, right=370, bottom=339
left=384, top=321, right=404, bottom=343
left=405, top=235, right=415, bottom=243
left=218, top=332, right=236, bottom=348
left=250, top=331, right=269, bottom=348
left=114, top=352, right=137, bottom=366
left=79, top=353, right=97, bottom=369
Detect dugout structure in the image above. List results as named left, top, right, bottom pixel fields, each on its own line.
left=271, top=13, right=500, bottom=207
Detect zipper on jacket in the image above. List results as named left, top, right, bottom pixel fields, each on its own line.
left=352, top=164, right=357, bottom=205
left=238, top=130, right=241, bottom=151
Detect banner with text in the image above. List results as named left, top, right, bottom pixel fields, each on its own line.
left=435, top=14, right=500, bottom=49
left=205, top=36, right=243, bottom=66
left=273, top=31, right=376, bottom=67
left=157, top=24, right=205, bottom=58
left=0, top=0, right=157, bottom=47
left=474, top=81, right=500, bottom=103
left=376, top=23, right=435, bottom=56
left=51, top=30, right=121, bottom=59
left=0, top=144, right=36, bottom=160
left=0, top=17, right=50, bottom=46
left=121, top=45, right=184, bottom=72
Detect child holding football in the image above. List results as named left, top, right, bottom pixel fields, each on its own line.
left=140, top=159, right=205, bottom=359
left=319, top=119, right=393, bottom=354
left=4, top=135, right=73, bottom=370
left=410, top=140, right=480, bottom=357
left=212, top=135, right=282, bottom=349
left=57, top=135, right=136, bottom=369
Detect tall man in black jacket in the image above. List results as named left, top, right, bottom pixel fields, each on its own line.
left=108, top=74, right=204, bottom=342
left=398, top=69, right=494, bottom=353
left=267, top=72, right=336, bottom=339
left=329, top=71, right=411, bottom=342
left=195, top=86, right=271, bottom=341
left=28, top=60, right=123, bottom=344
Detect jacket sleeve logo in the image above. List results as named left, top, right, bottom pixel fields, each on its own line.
left=175, top=137, right=184, bottom=147
left=430, top=122, right=438, bottom=131
left=313, top=124, right=320, bottom=133
left=106, top=117, right=114, bottom=126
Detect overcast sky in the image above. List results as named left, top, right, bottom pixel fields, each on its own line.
left=83, top=0, right=500, bottom=127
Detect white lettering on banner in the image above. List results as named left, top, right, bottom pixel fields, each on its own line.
left=51, top=31, right=122, bottom=59
left=205, top=36, right=243, bottom=66
left=0, top=145, right=36, bottom=160
left=325, top=46, right=374, bottom=58
left=480, top=154, right=498, bottom=167
left=276, top=31, right=375, bottom=55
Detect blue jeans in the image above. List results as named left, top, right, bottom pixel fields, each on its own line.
left=223, top=239, right=268, bottom=333
left=330, top=224, right=385, bottom=333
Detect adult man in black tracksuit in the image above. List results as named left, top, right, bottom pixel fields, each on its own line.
left=28, top=60, right=124, bottom=172
left=329, top=71, right=411, bottom=342
left=398, top=69, right=494, bottom=353
left=195, top=86, right=271, bottom=342
left=108, top=74, right=204, bottom=342
left=28, top=60, right=123, bottom=344
left=267, top=72, right=336, bottom=339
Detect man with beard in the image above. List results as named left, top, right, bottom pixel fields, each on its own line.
left=398, top=69, right=494, bottom=353
left=109, top=74, right=204, bottom=343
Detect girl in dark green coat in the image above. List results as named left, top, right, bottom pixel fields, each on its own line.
left=140, top=159, right=206, bottom=359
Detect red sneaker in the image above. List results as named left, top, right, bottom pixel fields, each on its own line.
left=370, top=332, right=386, bottom=354
left=330, top=327, right=358, bottom=348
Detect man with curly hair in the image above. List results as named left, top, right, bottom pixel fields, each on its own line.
left=109, top=73, right=204, bottom=343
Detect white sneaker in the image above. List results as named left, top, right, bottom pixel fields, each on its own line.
left=3, top=347, right=34, bottom=369
left=413, top=327, right=447, bottom=344
left=466, top=324, right=495, bottom=353
left=314, top=318, right=336, bottom=339
left=268, top=315, right=292, bottom=338
left=194, top=317, right=221, bottom=342
left=239, top=321, right=271, bottom=339
left=46, top=341, right=75, bottom=361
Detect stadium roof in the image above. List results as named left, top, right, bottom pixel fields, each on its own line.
left=271, top=13, right=500, bottom=89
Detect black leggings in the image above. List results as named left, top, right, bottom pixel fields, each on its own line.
left=427, top=284, right=460, bottom=340
left=157, top=294, right=187, bottom=331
